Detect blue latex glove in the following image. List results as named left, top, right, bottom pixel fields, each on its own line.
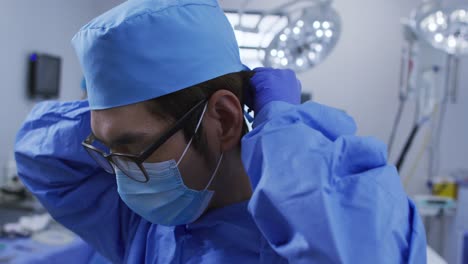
left=247, top=67, right=302, bottom=114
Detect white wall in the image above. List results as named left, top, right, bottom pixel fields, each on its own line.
left=0, top=1, right=122, bottom=172
left=295, top=0, right=467, bottom=179
left=94, top=0, right=124, bottom=14
left=1, top=0, right=465, bottom=195
left=304, top=0, right=467, bottom=197
left=294, top=0, right=467, bottom=197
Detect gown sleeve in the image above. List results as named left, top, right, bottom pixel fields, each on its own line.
left=242, top=101, right=427, bottom=264
left=14, top=100, right=148, bottom=263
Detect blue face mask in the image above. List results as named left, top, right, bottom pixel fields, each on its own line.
left=115, top=104, right=224, bottom=226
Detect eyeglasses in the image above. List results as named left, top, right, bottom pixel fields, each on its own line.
left=82, top=99, right=208, bottom=183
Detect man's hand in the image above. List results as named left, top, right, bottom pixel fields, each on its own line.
left=246, top=67, right=302, bottom=113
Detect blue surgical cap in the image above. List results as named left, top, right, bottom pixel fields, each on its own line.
left=72, top=0, right=246, bottom=110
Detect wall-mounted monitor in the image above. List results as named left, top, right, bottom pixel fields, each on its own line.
left=28, top=53, right=61, bottom=99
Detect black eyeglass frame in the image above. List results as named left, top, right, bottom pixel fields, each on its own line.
left=81, top=98, right=208, bottom=182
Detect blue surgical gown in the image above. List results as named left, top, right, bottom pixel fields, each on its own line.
left=15, top=100, right=427, bottom=263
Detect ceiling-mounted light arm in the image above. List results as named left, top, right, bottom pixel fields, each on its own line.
left=236, top=0, right=254, bottom=32
left=236, top=0, right=333, bottom=33
left=446, top=54, right=460, bottom=103
left=238, top=46, right=268, bottom=52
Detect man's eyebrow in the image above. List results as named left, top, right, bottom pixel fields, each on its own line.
left=95, top=132, right=151, bottom=149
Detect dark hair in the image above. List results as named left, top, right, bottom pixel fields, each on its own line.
left=145, top=71, right=253, bottom=156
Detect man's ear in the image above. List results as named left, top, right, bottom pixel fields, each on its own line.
left=205, top=90, right=244, bottom=152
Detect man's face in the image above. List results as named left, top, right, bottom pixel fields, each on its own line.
left=90, top=101, right=214, bottom=191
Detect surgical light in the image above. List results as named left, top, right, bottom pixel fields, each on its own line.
left=412, top=1, right=468, bottom=56
left=227, top=0, right=341, bottom=72
left=293, top=27, right=301, bottom=34
left=296, top=20, right=305, bottom=27
left=313, top=21, right=321, bottom=29
left=280, top=34, right=288, bottom=41
left=264, top=1, right=341, bottom=72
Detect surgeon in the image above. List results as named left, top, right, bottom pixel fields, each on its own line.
left=15, top=0, right=427, bottom=263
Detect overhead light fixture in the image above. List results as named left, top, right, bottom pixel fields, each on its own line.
left=225, top=0, right=341, bottom=72
left=264, top=6, right=340, bottom=71
left=411, top=0, right=468, bottom=56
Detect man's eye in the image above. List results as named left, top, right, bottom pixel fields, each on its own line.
left=113, top=144, right=146, bottom=155
left=111, top=146, right=131, bottom=154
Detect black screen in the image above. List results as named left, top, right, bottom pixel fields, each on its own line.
left=29, top=53, right=61, bottom=98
